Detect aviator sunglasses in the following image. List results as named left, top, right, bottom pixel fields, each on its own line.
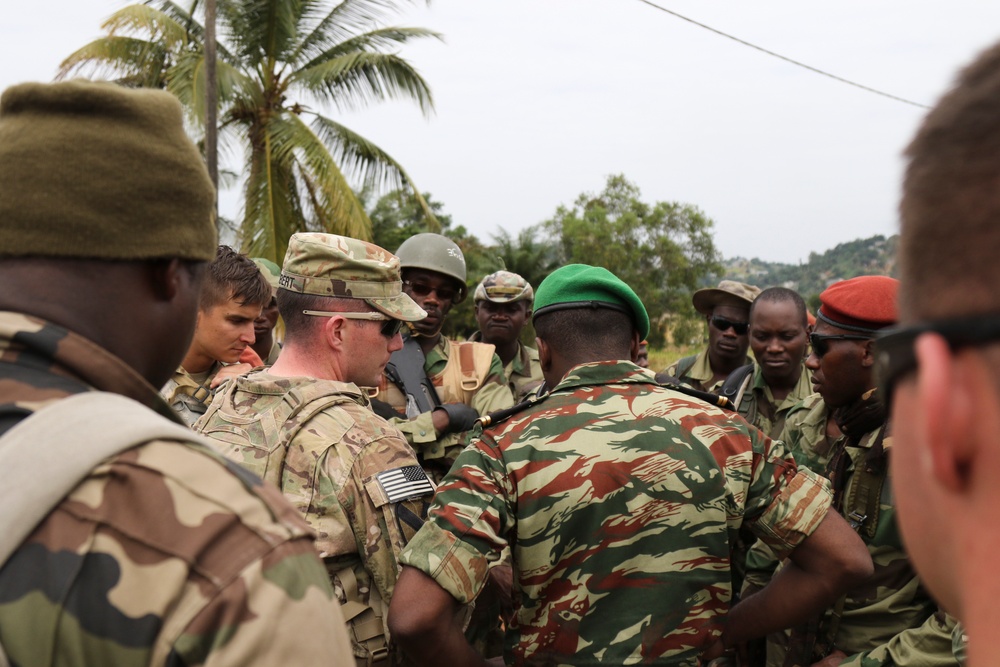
left=302, top=310, right=405, bottom=338
left=875, top=313, right=1000, bottom=406
left=710, top=315, right=749, bottom=335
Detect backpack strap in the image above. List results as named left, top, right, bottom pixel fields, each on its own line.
left=673, top=354, right=697, bottom=379
left=719, top=363, right=755, bottom=410
left=0, top=392, right=202, bottom=566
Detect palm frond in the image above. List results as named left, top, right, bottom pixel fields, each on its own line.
left=291, top=51, right=434, bottom=115
left=293, top=0, right=427, bottom=64
left=58, top=36, right=172, bottom=86
left=298, top=26, right=441, bottom=70
left=102, top=4, right=192, bottom=48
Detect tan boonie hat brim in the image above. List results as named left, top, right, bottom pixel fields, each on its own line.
left=280, top=232, right=427, bottom=322
left=692, top=280, right=762, bottom=316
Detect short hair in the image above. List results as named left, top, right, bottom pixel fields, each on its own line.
left=900, top=41, right=1000, bottom=322
left=750, top=287, right=808, bottom=327
left=200, top=245, right=271, bottom=311
left=534, top=308, right=634, bottom=365
left=277, top=290, right=373, bottom=345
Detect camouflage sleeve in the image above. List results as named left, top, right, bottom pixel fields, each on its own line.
left=736, top=427, right=833, bottom=560
left=388, top=412, right=466, bottom=460
left=398, top=438, right=510, bottom=604
left=836, top=610, right=958, bottom=667
left=471, top=353, right=515, bottom=416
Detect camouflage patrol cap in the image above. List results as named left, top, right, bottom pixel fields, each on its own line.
left=474, top=270, right=534, bottom=305
left=692, top=280, right=761, bottom=317
left=0, top=80, right=216, bottom=261
left=252, top=258, right=281, bottom=296
left=533, top=264, right=650, bottom=339
left=280, top=233, right=426, bottom=321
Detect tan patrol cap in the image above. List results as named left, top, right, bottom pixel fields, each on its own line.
left=280, top=233, right=426, bottom=322
left=692, top=280, right=761, bottom=317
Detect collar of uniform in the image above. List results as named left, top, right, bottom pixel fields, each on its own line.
left=553, top=360, right=657, bottom=394
left=0, top=310, right=178, bottom=422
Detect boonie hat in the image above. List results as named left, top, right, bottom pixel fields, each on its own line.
left=692, top=280, right=761, bottom=317
left=474, top=270, right=534, bottom=304
left=817, top=275, right=898, bottom=333
left=280, top=233, right=426, bottom=322
left=533, top=264, right=649, bottom=339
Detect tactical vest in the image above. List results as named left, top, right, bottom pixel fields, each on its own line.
left=198, top=379, right=405, bottom=667
left=380, top=339, right=496, bottom=414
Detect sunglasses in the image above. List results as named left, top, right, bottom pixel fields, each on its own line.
left=809, top=332, right=873, bottom=358
left=403, top=279, right=464, bottom=304
left=875, top=313, right=1000, bottom=405
left=302, top=310, right=405, bottom=338
left=710, top=316, right=749, bottom=335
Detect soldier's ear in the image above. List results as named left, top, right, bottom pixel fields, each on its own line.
left=537, top=337, right=551, bottom=372
left=322, top=314, right=349, bottom=351
left=629, top=331, right=641, bottom=363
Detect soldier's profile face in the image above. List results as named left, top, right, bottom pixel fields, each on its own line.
left=192, top=297, right=261, bottom=364
left=804, top=321, right=870, bottom=408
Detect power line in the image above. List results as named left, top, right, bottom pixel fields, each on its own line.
left=632, top=0, right=931, bottom=110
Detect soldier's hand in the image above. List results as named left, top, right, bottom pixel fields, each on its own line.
left=810, top=650, right=847, bottom=667
left=436, top=403, right=479, bottom=433
left=211, top=362, right=254, bottom=388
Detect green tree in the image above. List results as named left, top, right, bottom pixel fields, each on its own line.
left=60, top=0, right=440, bottom=263
left=543, top=174, right=722, bottom=347
left=489, top=226, right=560, bottom=293
left=366, top=188, right=452, bottom=254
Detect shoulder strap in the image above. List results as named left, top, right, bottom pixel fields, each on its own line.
left=385, top=336, right=440, bottom=414
left=719, top=363, right=755, bottom=409
left=0, top=393, right=202, bottom=567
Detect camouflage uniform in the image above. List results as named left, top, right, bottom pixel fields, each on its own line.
left=663, top=348, right=752, bottom=394
left=760, top=401, right=957, bottom=666
left=734, top=363, right=813, bottom=439
left=380, top=335, right=514, bottom=476
left=197, top=371, right=434, bottom=664
left=160, top=363, right=222, bottom=426
left=0, top=312, right=346, bottom=666
left=400, top=360, right=833, bottom=666
left=470, top=331, right=543, bottom=401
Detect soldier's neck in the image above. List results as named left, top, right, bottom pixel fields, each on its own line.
left=416, top=333, right=440, bottom=355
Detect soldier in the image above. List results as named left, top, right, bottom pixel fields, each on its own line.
left=0, top=80, right=351, bottom=665
left=374, top=233, right=514, bottom=481
left=765, top=276, right=957, bottom=667
left=887, top=38, right=1000, bottom=667
left=250, top=257, right=283, bottom=364
left=160, top=245, right=271, bottom=425
left=730, top=287, right=813, bottom=439
left=387, top=263, right=873, bottom=666
left=662, top=279, right=761, bottom=392
left=470, top=270, right=543, bottom=401
left=196, top=232, right=436, bottom=665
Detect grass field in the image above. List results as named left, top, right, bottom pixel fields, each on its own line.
left=646, top=343, right=702, bottom=373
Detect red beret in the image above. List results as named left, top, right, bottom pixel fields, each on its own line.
left=818, top=275, right=898, bottom=332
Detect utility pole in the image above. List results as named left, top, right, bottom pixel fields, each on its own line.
left=204, top=0, right=219, bottom=224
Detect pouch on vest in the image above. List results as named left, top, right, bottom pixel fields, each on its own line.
left=433, top=341, right=496, bottom=406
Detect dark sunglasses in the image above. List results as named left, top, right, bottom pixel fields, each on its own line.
left=710, top=316, right=749, bottom=335
left=302, top=310, right=405, bottom=338
left=403, top=279, right=464, bottom=304
left=809, top=332, right=873, bottom=358
left=875, top=313, right=1000, bottom=405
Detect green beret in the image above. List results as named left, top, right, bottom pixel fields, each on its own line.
left=533, top=264, right=650, bottom=339
left=0, top=80, right=217, bottom=261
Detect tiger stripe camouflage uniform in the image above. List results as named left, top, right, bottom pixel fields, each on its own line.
left=400, top=360, right=834, bottom=666
left=754, top=394, right=957, bottom=667
left=0, top=313, right=347, bottom=666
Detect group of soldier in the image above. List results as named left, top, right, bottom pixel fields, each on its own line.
left=1, top=33, right=1000, bottom=667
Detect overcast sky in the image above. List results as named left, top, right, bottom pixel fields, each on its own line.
left=4, top=1, right=1000, bottom=263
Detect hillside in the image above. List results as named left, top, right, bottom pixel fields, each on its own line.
left=721, top=234, right=899, bottom=307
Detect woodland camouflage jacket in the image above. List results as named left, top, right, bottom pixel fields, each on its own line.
left=401, top=360, right=833, bottom=666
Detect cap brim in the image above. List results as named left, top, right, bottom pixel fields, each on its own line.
left=368, top=293, right=427, bottom=322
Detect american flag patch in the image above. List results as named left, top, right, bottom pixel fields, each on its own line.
left=376, top=465, right=435, bottom=503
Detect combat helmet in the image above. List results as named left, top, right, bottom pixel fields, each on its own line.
left=396, top=233, right=468, bottom=302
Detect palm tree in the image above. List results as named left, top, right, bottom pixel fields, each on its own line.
left=60, top=0, right=440, bottom=262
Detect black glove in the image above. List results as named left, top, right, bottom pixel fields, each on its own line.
left=438, top=403, right=479, bottom=433
left=370, top=398, right=406, bottom=421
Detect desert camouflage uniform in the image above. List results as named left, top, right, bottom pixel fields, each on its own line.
left=0, top=312, right=346, bottom=666
left=381, top=336, right=514, bottom=475
left=470, top=332, right=543, bottom=401
left=401, top=360, right=833, bottom=666
left=759, top=404, right=956, bottom=666
left=735, top=363, right=813, bottom=439
left=663, top=348, right=752, bottom=394
left=196, top=370, right=435, bottom=663
left=160, top=363, right=222, bottom=426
